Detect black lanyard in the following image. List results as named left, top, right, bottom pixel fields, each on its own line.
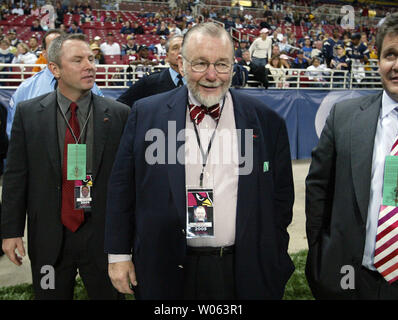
left=190, top=97, right=226, bottom=187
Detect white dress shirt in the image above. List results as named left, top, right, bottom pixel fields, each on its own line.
left=363, top=91, right=398, bottom=270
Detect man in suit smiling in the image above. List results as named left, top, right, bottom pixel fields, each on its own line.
left=1, top=34, right=129, bottom=299
left=306, top=12, right=398, bottom=299
left=105, top=22, right=294, bottom=300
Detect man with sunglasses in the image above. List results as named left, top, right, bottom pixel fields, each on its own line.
left=105, top=22, right=294, bottom=300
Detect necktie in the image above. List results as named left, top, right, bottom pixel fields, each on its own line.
left=188, top=103, right=220, bottom=125
left=177, top=74, right=184, bottom=87
left=374, top=136, right=398, bottom=283
left=61, top=102, right=84, bottom=232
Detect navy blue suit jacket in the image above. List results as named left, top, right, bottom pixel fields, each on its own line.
left=105, top=86, right=295, bottom=299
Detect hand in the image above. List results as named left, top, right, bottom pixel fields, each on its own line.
left=108, top=261, right=137, bottom=295
left=2, top=237, right=26, bottom=266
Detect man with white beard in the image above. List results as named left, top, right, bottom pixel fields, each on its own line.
left=104, top=22, right=295, bottom=300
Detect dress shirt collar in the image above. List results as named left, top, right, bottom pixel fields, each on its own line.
left=381, top=90, right=398, bottom=119
left=169, top=67, right=186, bottom=86
left=56, top=87, right=92, bottom=116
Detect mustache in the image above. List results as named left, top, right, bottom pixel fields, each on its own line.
left=198, top=80, right=223, bottom=87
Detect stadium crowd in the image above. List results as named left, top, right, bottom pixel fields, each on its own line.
left=0, top=0, right=395, bottom=88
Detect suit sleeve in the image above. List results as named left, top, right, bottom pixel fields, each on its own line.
left=272, top=118, right=294, bottom=253
left=116, top=77, right=149, bottom=108
left=1, top=104, right=28, bottom=238
left=104, top=105, right=137, bottom=254
left=305, top=105, right=337, bottom=247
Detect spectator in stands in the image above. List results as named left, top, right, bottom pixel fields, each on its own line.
left=0, top=38, right=14, bottom=65
left=132, top=21, right=144, bottom=35
left=120, top=21, right=134, bottom=35
left=238, top=49, right=268, bottom=88
left=6, top=30, right=103, bottom=140
left=90, top=43, right=105, bottom=65
left=271, top=44, right=281, bottom=58
left=6, top=28, right=20, bottom=48
left=323, top=28, right=343, bottom=68
left=80, top=7, right=95, bottom=23
left=311, top=40, right=325, bottom=63
left=93, top=36, right=101, bottom=46
left=249, top=28, right=273, bottom=69
left=156, top=21, right=170, bottom=36
left=32, top=32, right=56, bottom=73
left=31, top=18, right=44, bottom=32
left=100, top=32, right=121, bottom=56
left=117, top=35, right=184, bottom=108
left=278, top=36, right=294, bottom=54
left=169, top=22, right=182, bottom=36
left=259, top=16, right=272, bottom=30
left=29, top=35, right=41, bottom=57
left=121, top=35, right=138, bottom=56
left=266, top=54, right=288, bottom=88
left=234, top=18, right=243, bottom=30
left=346, top=32, right=369, bottom=85
left=306, top=57, right=330, bottom=87
left=11, top=3, right=24, bottom=16
left=302, top=37, right=313, bottom=60
left=128, top=45, right=157, bottom=66
left=291, top=50, right=310, bottom=69
left=0, top=38, right=14, bottom=83
left=11, top=42, right=37, bottom=65
left=31, top=3, right=40, bottom=16
left=235, top=40, right=249, bottom=60
left=330, top=44, right=350, bottom=87
left=68, top=21, right=83, bottom=34
left=182, top=21, right=194, bottom=35
left=273, top=27, right=284, bottom=43
left=154, top=35, right=168, bottom=62
left=55, top=1, right=65, bottom=28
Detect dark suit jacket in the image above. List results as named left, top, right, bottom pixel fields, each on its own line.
left=305, top=92, right=383, bottom=299
left=105, top=86, right=295, bottom=299
left=1, top=91, right=130, bottom=269
left=117, top=68, right=177, bottom=107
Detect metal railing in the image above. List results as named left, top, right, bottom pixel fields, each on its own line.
left=0, top=63, right=382, bottom=90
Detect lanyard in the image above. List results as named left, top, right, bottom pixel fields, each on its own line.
left=190, top=96, right=226, bottom=187
left=58, top=98, right=92, bottom=144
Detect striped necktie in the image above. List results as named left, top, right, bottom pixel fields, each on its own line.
left=374, top=137, right=398, bottom=283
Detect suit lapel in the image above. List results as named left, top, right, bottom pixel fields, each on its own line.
left=40, top=91, right=61, bottom=181
left=351, top=93, right=382, bottom=223
left=230, top=90, right=260, bottom=243
left=165, top=87, right=188, bottom=226
left=92, top=95, right=111, bottom=178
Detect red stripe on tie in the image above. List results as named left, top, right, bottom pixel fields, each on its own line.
left=388, top=274, right=398, bottom=284
left=381, top=261, right=398, bottom=278
left=376, top=220, right=398, bottom=242
left=392, top=140, right=398, bottom=154
left=375, top=233, right=398, bottom=256
left=378, top=207, right=398, bottom=226
left=374, top=247, right=398, bottom=268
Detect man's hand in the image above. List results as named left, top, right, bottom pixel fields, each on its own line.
left=2, top=237, right=25, bottom=266
left=108, top=261, right=137, bottom=295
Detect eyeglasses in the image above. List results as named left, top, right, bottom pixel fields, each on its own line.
left=182, top=55, right=232, bottom=74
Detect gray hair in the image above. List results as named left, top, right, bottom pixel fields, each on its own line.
left=47, top=33, right=87, bottom=66
left=165, top=34, right=183, bottom=53
left=181, top=22, right=234, bottom=60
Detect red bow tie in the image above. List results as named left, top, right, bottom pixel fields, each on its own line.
left=188, top=104, right=220, bottom=125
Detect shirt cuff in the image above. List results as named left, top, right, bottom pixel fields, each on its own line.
left=108, top=254, right=132, bottom=264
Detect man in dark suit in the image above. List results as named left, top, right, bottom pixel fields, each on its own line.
left=306, top=13, right=398, bottom=299
left=0, top=102, right=7, bottom=257
left=117, top=35, right=185, bottom=107
left=238, top=49, right=269, bottom=88
left=105, top=22, right=294, bottom=299
left=1, top=34, right=129, bottom=299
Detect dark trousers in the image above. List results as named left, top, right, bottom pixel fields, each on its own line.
left=357, top=267, right=398, bottom=299
left=183, top=247, right=235, bottom=300
left=31, top=214, right=122, bottom=300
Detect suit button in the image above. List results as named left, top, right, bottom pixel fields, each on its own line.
left=182, top=229, right=185, bottom=235
left=178, top=265, right=184, bottom=269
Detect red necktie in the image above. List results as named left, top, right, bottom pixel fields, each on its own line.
left=374, top=137, right=398, bottom=283
left=61, top=102, right=84, bottom=232
left=188, top=104, right=220, bottom=125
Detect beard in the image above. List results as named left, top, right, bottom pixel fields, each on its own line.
left=183, top=64, right=232, bottom=107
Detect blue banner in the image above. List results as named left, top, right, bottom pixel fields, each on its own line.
left=0, top=88, right=380, bottom=159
